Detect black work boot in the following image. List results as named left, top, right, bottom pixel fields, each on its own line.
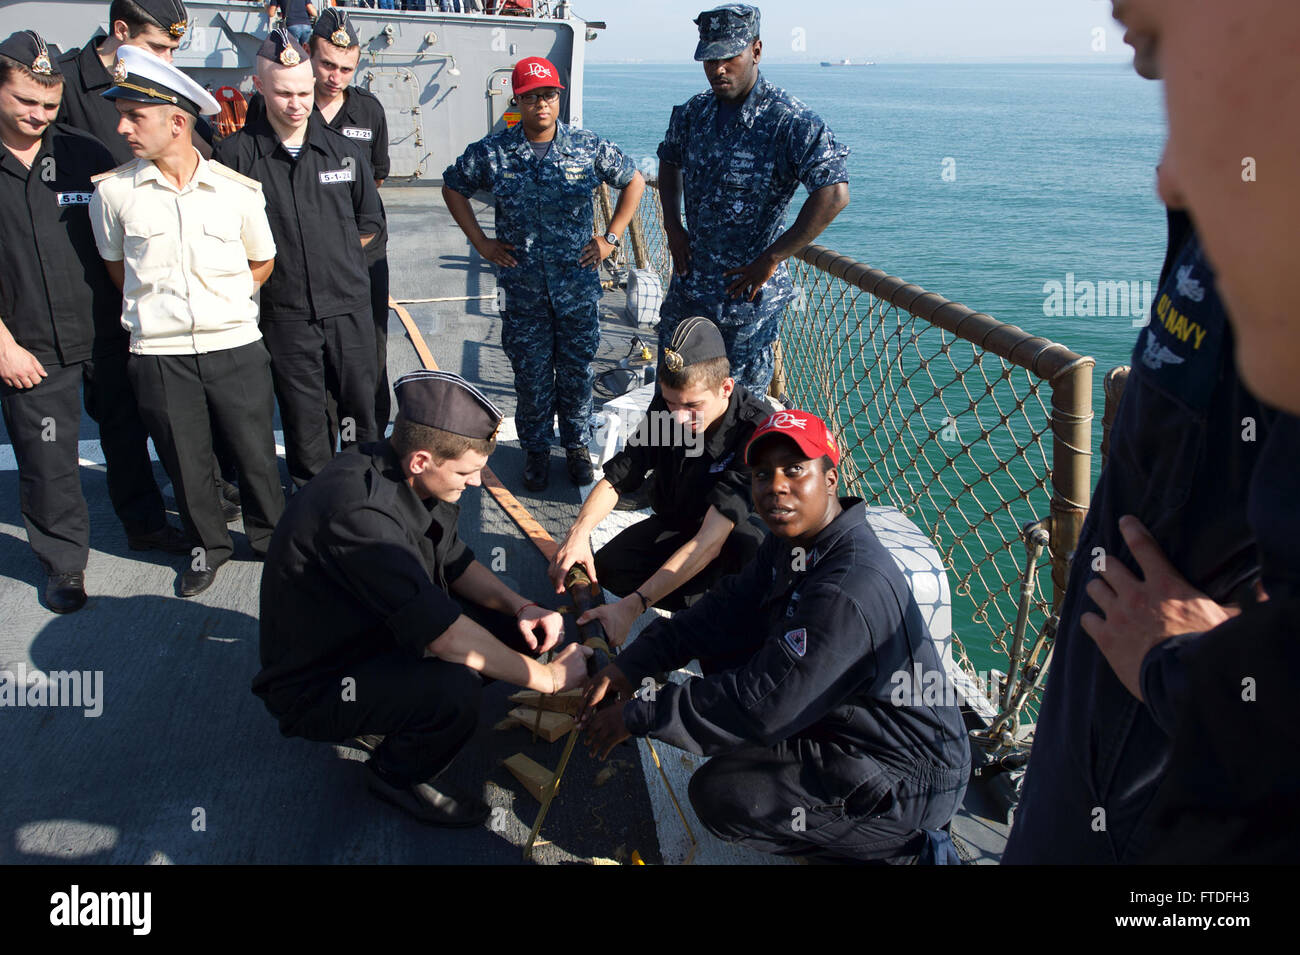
left=565, top=446, right=594, bottom=485
left=365, top=759, right=490, bottom=828
left=44, top=572, right=87, bottom=614
left=522, top=450, right=550, bottom=492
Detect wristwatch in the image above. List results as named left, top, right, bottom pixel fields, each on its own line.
left=604, top=231, right=620, bottom=247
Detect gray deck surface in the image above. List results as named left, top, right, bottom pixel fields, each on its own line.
left=0, top=187, right=1009, bottom=864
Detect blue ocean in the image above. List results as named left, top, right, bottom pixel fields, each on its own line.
left=585, top=61, right=1169, bottom=411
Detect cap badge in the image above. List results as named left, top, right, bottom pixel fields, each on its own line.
left=663, top=348, right=684, bottom=373
left=330, top=27, right=351, bottom=47
left=169, top=21, right=187, bottom=39
left=31, top=50, right=53, bottom=75
left=524, top=62, right=552, bottom=79
left=769, top=411, right=808, bottom=431
left=111, top=58, right=129, bottom=83
left=279, top=46, right=301, bottom=66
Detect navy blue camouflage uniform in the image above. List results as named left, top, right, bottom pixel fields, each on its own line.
left=1004, top=214, right=1285, bottom=864
left=443, top=122, right=637, bottom=453
left=657, top=73, right=849, bottom=393
left=615, top=497, right=970, bottom=862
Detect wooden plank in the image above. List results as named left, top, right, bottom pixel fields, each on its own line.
left=508, top=706, right=574, bottom=743
left=509, top=689, right=585, bottom=716
left=504, top=753, right=554, bottom=803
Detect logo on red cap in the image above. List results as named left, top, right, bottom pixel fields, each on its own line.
left=745, top=409, right=840, bottom=467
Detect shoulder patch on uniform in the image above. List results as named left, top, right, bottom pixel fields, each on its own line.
left=782, top=627, right=807, bottom=658
left=208, top=162, right=262, bottom=190
left=91, top=160, right=137, bottom=183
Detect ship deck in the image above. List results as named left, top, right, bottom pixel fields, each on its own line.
left=0, top=188, right=1011, bottom=865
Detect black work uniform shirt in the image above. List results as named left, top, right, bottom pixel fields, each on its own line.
left=213, top=111, right=383, bottom=321
left=245, top=87, right=390, bottom=263
left=57, top=37, right=213, bottom=165
left=0, top=124, right=123, bottom=367
left=253, top=441, right=476, bottom=709
left=617, top=498, right=971, bottom=808
left=601, top=383, right=773, bottom=532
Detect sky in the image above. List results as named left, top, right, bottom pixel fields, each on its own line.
left=570, top=0, right=1134, bottom=64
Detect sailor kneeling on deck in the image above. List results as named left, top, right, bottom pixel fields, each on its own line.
left=549, top=317, right=772, bottom=649
left=253, top=371, right=591, bottom=827
left=580, top=409, right=971, bottom=863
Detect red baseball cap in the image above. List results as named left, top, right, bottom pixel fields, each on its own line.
left=511, top=57, right=565, bottom=96
left=745, top=409, right=840, bottom=467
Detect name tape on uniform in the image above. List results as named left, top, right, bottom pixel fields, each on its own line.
left=319, top=169, right=355, bottom=184
left=341, top=127, right=373, bottom=141
left=57, top=192, right=93, bottom=206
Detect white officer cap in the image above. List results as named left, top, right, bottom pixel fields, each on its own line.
left=103, top=44, right=220, bottom=117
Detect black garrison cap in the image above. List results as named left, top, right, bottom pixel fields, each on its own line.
left=132, top=0, right=190, bottom=39
left=257, top=28, right=309, bottom=67
left=0, top=30, right=61, bottom=77
left=395, top=370, right=504, bottom=440
left=661, top=316, right=728, bottom=373
left=313, top=8, right=359, bottom=49
left=693, top=4, right=760, bottom=61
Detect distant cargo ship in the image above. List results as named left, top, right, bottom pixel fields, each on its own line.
left=820, top=58, right=875, bottom=66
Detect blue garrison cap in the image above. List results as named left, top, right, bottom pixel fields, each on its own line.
left=694, top=4, right=760, bottom=61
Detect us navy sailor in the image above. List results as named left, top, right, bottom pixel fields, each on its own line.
left=214, top=29, right=383, bottom=490
left=89, top=45, right=286, bottom=596
left=657, top=4, right=850, bottom=393
left=581, top=409, right=971, bottom=863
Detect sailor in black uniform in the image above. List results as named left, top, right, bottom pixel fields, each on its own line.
left=213, top=30, right=382, bottom=489
left=549, top=317, right=772, bottom=649
left=310, top=10, right=393, bottom=429
left=0, top=30, right=186, bottom=613
left=56, top=0, right=213, bottom=165
left=254, top=370, right=591, bottom=827
left=581, top=408, right=971, bottom=863
left=244, top=9, right=394, bottom=429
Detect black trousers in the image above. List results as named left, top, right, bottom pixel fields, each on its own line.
left=275, top=601, right=532, bottom=784
left=687, top=740, right=968, bottom=863
left=1, top=353, right=167, bottom=575
left=594, top=512, right=766, bottom=612
left=262, top=311, right=377, bottom=489
left=370, top=256, right=393, bottom=430
left=127, top=342, right=285, bottom=568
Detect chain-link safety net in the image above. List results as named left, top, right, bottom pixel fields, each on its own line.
left=602, top=182, right=1096, bottom=748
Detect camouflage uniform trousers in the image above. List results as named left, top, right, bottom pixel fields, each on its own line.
left=657, top=307, right=781, bottom=397
left=501, top=291, right=600, bottom=454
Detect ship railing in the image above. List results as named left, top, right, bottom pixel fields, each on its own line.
left=604, top=181, right=1096, bottom=750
